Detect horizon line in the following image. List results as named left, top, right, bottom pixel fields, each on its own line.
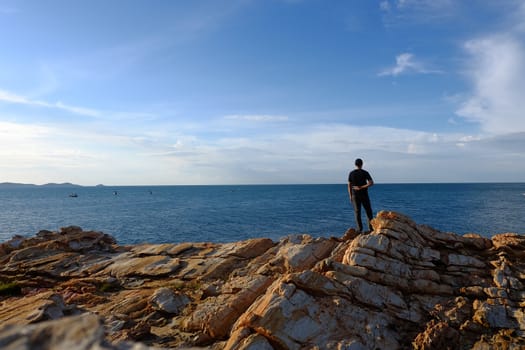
left=2, top=181, right=525, bottom=187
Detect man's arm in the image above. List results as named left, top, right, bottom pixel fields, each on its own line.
left=352, top=178, right=374, bottom=191
left=347, top=182, right=353, bottom=201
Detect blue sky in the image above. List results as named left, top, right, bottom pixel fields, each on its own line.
left=1, top=0, right=524, bottom=185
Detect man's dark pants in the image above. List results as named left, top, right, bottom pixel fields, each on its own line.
left=352, top=194, right=373, bottom=232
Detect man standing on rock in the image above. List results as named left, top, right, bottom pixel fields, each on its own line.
left=348, top=158, right=374, bottom=233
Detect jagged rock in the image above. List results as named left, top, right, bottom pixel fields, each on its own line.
left=271, top=234, right=338, bottom=273
left=0, top=313, right=158, bottom=350
left=1, top=213, right=525, bottom=349
left=60, top=225, right=84, bottom=235
left=412, top=320, right=460, bottom=350
left=182, top=275, right=274, bottom=339
left=0, top=292, right=80, bottom=327
left=150, top=287, right=190, bottom=314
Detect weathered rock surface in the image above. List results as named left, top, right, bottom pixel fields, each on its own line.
left=0, top=212, right=524, bottom=349
left=0, top=312, right=158, bottom=350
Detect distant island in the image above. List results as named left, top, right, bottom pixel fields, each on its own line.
left=0, top=182, right=83, bottom=188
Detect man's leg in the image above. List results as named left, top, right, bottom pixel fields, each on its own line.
left=362, top=195, right=373, bottom=231
left=352, top=197, right=363, bottom=232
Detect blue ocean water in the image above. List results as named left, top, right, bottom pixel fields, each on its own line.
left=0, top=183, right=523, bottom=245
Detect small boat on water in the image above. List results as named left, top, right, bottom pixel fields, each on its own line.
left=68, top=193, right=78, bottom=198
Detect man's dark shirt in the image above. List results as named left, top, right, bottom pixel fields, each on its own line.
left=348, top=169, right=372, bottom=195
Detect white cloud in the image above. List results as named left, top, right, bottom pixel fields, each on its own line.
left=0, top=121, right=50, bottom=140
left=1, top=116, right=523, bottom=185
left=380, top=0, right=458, bottom=25
left=379, top=53, right=416, bottom=76
left=379, top=53, right=441, bottom=76
left=216, top=125, right=521, bottom=183
left=0, top=120, right=177, bottom=184
left=0, top=121, right=96, bottom=178
left=0, top=87, right=158, bottom=121
left=152, top=123, right=489, bottom=184
left=456, top=34, right=525, bottom=134
left=394, top=0, right=456, bottom=13
left=379, top=1, right=391, bottom=12
left=0, top=89, right=34, bottom=105
left=0, top=88, right=101, bottom=117
left=54, top=101, right=101, bottom=117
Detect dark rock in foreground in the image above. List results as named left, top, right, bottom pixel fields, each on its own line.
left=0, top=211, right=524, bottom=349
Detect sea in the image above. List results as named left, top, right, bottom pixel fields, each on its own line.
left=0, top=183, right=524, bottom=245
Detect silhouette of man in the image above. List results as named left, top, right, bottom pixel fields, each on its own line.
left=348, top=158, right=374, bottom=233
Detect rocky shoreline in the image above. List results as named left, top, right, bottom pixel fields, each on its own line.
left=1, top=211, right=524, bottom=349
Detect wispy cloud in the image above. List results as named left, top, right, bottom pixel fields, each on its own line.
left=0, top=121, right=50, bottom=140
left=0, top=121, right=96, bottom=175
left=456, top=9, right=525, bottom=134
left=394, top=0, right=455, bottom=11
left=0, top=88, right=101, bottom=117
left=0, top=88, right=159, bottom=121
left=0, top=89, right=30, bottom=104
left=380, top=0, right=458, bottom=21
left=456, top=35, right=525, bottom=134
left=379, top=1, right=391, bottom=12
left=378, top=53, right=441, bottom=76
left=2, top=115, right=523, bottom=185
left=224, top=114, right=289, bottom=122
left=150, top=122, right=525, bottom=184
left=44, top=1, right=248, bottom=84
left=0, top=119, right=174, bottom=184
left=54, top=101, right=101, bottom=118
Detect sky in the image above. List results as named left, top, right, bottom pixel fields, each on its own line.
left=0, top=0, right=524, bottom=185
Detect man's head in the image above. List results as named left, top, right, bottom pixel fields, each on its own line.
left=355, top=158, right=363, bottom=168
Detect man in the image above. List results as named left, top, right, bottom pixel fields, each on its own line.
left=348, top=158, right=374, bottom=233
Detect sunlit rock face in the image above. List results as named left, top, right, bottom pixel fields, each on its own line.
left=1, top=211, right=524, bottom=349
